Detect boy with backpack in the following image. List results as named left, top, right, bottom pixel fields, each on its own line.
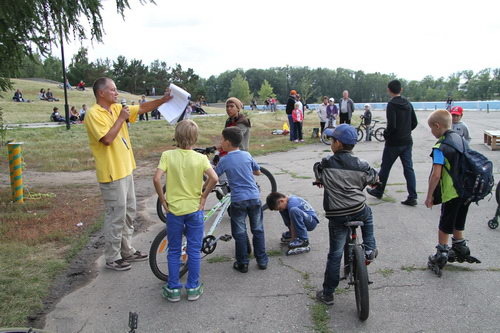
left=425, top=110, right=490, bottom=276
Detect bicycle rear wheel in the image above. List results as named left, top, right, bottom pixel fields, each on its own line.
left=156, top=185, right=168, bottom=223
left=256, top=166, right=277, bottom=210
left=374, top=127, right=386, bottom=142
left=356, top=128, right=364, bottom=142
left=321, top=131, right=332, bottom=145
left=353, top=245, right=370, bottom=321
left=149, top=228, right=188, bottom=282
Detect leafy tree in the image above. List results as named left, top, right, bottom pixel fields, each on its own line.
left=257, top=80, right=275, bottom=103
left=0, top=0, right=155, bottom=91
left=229, top=73, right=251, bottom=103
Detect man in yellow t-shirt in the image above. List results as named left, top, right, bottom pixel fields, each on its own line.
left=85, top=77, right=172, bottom=271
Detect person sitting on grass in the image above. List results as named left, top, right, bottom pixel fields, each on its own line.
left=39, top=88, right=47, bottom=100
left=70, top=106, right=80, bottom=122
left=314, top=124, right=379, bottom=306
left=12, top=89, right=25, bottom=102
left=215, top=126, right=269, bottom=273
left=51, top=107, right=65, bottom=122
left=46, top=88, right=59, bottom=102
left=153, top=120, right=218, bottom=302
left=266, top=192, right=319, bottom=254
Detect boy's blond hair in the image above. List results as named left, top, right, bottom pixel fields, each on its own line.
left=175, top=119, right=198, bottom=149
left=427, top=109, right=451, bottom=129
left=294, top=102, right=301, bottom=108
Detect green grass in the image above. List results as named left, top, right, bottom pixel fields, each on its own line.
left=401, top=265, right=426, bottom=272
left=0, top=78, right=222, bottom=124
left=310, top=303, right=333, bottom=333
left=377, top=268, right=395, bottom=278
left=206, top=255, right=232, bottom=264
left=0, top=110, right=321, bottom=173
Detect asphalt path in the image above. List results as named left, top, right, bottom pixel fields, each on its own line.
left=44, top=110, right=500, bottom=332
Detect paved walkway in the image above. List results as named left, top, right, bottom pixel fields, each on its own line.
left=44, top=110, right=500, bottom=332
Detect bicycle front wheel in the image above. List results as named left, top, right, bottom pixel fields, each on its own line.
left=353, top=245, right=370, bottom=321
left=374, top=127, right=386, bottom=142
left=256, top=166, right=277, bottom=210
left=149, top=228, right=188, bottom=282
left=356, top=128, right=364, bottom=142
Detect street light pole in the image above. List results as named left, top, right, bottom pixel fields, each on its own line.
left=59, top=20, right=70, bottom=130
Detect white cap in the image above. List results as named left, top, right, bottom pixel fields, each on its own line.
left=329, top=98, right=334, bottom=102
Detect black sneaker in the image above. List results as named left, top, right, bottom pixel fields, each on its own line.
left=316, top=290, right=334, bottom=305
left=233, top=262, right=248, bottom=273
left=366, top=188, right=382, bottom=199
left=257, top=262, right=267, bottom=270
left=401, top=198, right=417, bottom=206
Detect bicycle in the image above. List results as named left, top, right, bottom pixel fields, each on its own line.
left=355, top=118, right=386, bottom=142
left=342, top=221, right=371, bottom=321
left=156, top=146, right=277, bottom=223
left=150, top=147, right=278, bottom=281
left=149, top=184, right=234, bottom=281
left=320, top=117, right=336, bottom=145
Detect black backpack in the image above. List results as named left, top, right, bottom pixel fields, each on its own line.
left=445, top=138, right=495, bottom=205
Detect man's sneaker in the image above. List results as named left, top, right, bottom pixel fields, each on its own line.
left=162, top=285, right=181, bottom=302
left=281, top=231, right=292, bottom=243
left=257, top=262, right=267, bottom=270
left=123, top=250, right=148, bottom=262
left=187, top=284, right=204, bottom=301
left=105, top=259, right=131, bottom=271
left=316, top=290, right=334, bottom=306
left=366, top=188, right=382, bottom=199
left=365, top=248, right=379, bottom=262
left=401, top=198, right=417, bottom=206
left=233, top=262, right=248, bottom=273
left=289, top=238, right=309, bottom=249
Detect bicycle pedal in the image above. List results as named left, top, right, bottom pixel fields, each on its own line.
left=219, top=234, right=232, bottom=242
left=368, top=281, right=373, bottom=285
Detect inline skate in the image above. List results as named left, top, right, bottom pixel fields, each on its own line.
left=448, top=238, right=481, bottom=264
left=428, top=244, right=449, bottom=277
left=286, top=238, right=310, bottom=255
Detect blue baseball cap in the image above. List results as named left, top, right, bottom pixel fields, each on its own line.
left=323, top=124, right=357, bottom=145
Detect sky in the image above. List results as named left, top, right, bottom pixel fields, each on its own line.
left=57, top=0, right=500, bottom=81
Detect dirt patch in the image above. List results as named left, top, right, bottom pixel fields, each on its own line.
left=7, top=162, right=160, bottom=329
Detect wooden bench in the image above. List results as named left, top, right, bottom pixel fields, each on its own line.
left=484, top=130, right=500, bottom=150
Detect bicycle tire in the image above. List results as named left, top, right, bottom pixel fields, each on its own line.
left=353, top=245, right=370, bottom=321
left=149, top=228, right=188, bottom=282
left=256, top=166, right=277, bottom=210
left=321, top=132, right=332, bottom=145
left=374, top=127, right=386, bottom=142
left=356, top=128, right=364, bottom=142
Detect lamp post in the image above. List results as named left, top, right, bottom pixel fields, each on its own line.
left=59, top=20, right=70, bottom=130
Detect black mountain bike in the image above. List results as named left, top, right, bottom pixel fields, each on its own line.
left=342, top=221, right=370, bottom=321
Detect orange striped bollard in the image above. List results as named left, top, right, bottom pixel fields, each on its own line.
left=8, top=142, right=24, bottom=203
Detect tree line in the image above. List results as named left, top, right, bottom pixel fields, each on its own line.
left=14, top=49, right=500, bottom=105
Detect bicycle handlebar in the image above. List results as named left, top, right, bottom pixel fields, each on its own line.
left=194, top=146, right=217, bottom=155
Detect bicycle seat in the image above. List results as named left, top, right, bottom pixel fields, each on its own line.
left=344, top=221, right=364, bottom=227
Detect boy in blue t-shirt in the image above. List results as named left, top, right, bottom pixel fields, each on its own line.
left=215, top=126, right=269, bottom=273
left=266, top=192, right=318, bottom=254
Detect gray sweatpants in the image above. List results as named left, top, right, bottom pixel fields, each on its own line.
left=99, top=174, right=137, bottom=262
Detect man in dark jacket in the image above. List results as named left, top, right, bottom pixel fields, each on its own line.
left=286, top=90, right=297, bottom=141
left=367, top=80, right=418, bottom=206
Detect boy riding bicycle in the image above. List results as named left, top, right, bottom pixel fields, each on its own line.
left=153, top=120, right=218, bottom=302
left=313, top=124, right=379, bottom=305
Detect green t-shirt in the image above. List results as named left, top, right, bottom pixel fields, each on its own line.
left=157, top=149, right=212, bottom=216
